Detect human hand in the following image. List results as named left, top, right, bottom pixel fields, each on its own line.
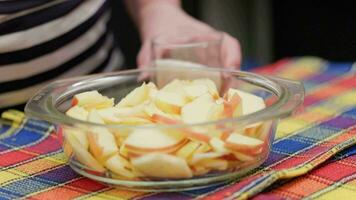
left=136, top=2, right=241, bottom=69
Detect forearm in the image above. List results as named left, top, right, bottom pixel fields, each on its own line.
left=124, top=0, right=181, bottom=31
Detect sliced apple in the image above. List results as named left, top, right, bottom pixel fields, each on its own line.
left=183, top=83, right=209, bottom=100
left=145, top=102, right=180, bottom=120
left=63, top=140, right=73, bottom=157
left=124, top=128, right=186, bottom=154
left=160, top=79, right=188, bottom=97
left=151, top=115, right=212, bottom=143
left=196, top=158, right=228, bottom=171
left=181, top=93, right=215, bottom=124
left=229, top=89, right=265, bottom=115
left=62, top=127, right=89, bottom=149
left=225, top=133, right=264, bottom=155
left=207, top=101, right=225, bottom=121
left=87, top=109, right=105, bottom=124
left=192, top=79, right=219, bottom=99
left=65, top=105, right=88, bottom=121
left=64, top=130, right=105, bottom=172
left=131, top=153, right=192, bottom=178
left=175, top=141, right=201, bottom=159
left=232, top=151, right=255, bottom=162
left=192, top=165, right=210, bottom=176
left=116, top=82, right=151, bottom=107
left=154, top=91, right=187, bottom=114
left=190, top=152, right=226, bottom=165
left=72, top=90, right=114, bottom=109
left=105, top=154, right=135, bottom=179
left=228, top=89, right=266, bottom=135
left=209, top=137, right=229, bottom=154
left=151, top=114, right=181, bottom=125
left=97, top=106, right=149, bottom=123
left=87, top=126, right=118, bottom=162
left=223, top=91, right=242, bottom=118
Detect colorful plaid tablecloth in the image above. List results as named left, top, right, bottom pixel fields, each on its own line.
left=0, top=57, right=355, bottom=200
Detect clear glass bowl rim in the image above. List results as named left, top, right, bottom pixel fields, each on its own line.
left=25, top=66, right=304, bottom=129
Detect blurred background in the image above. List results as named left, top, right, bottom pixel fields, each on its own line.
left=110, top=0, right=355, bottom=70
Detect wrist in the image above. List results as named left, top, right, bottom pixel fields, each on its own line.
left=137, top=1, right=182, bottom=40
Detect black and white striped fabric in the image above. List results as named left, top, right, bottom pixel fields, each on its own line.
left=0, top=0, right=123, bottom=109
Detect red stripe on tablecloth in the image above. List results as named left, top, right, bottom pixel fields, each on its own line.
left=252, top=59, right=291, bottom=74
left=304, top=75, right=356, bottom=106
left=23, top=134, right=61, bottom=155
left=67, top=178, right=108, bottom=192
left=199, top=174, right=267, bottom=200
left=29, top=178, right=108, bottom=200
left=199, top=126, right=356, bottom=199
left=0, top=150, right=36, bottom=167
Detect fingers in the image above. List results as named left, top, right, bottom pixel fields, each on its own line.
left=137, top=40, right=152, bottom=69
left=221, top=33, right=242, bottom=69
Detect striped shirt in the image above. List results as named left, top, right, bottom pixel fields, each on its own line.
left=0, top=0, right=123, bottom=109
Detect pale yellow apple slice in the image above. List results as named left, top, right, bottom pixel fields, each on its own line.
left=87, top=109, right=105, bottom=124
left=64, top=131, right=105, bottom=172
left=232, top=151, right=255, bottom=162
left=225, top=133, right=264, bottom=155
left=116, top=82, right=150, bottom=107
left=207, top=101, right=225, bottom=121
left=72, top=90, right=114, bottom=109
left=144, top=102, right=180, bottom=120
left=105, top=154, right=135, bottom=179
left=62, top=127, right=89, bottom=149
left=191, top=78, right=220, bottom=99
left=192, top=166, right=210, bottom=176
left=154, top=60, right=222, bottom=91
left=131, top=153, right=193, bottom=178
left=97, top=106, right=148, bottom=123
left=124, top=128, right=186, bottom=154
left=181, top=93, right=215, bottom=124
left=228, top=88, right=266, bottom=135
left=175, top=141, right=201, bottom=159
left=160, top=79, right=189, bottom=97
left=111, top=117, right=152, bottom=125
left=190, top=152, right=227, bottom=165
left=195, top=158, right=228, bottom=171
left=183, top=83, right=209, bottom=101
left=154, top=91, right=187, bottom=114
left=151, top=114, right=211, bottom=143
left=209, top=137, right=229, bottom=154
left=87, top=126, right=118, bottom=162
left=65, top=105, right=88, bottom=121
left=63, top=140, right=73, bottom=157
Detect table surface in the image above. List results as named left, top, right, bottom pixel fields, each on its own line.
left=0, top=57, right=355, bottom=200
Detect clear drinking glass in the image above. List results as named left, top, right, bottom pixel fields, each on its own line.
left=152, top=31, right=223, bottom=67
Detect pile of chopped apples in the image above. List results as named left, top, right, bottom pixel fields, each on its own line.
left=63, top=78, right=269, bottom=180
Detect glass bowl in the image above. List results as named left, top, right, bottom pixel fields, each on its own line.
left=25, top=65, right=304, bottom=191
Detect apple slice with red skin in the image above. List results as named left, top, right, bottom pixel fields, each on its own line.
left=224, top=133, right=264, bottom=155
left=123, top=128, right=187, bottom=155
left=151, top=114, right=211, bottom=143
left=131, top=153, right=193, bottom=179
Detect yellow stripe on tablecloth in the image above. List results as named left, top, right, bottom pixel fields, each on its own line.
left=14, top=156, right=62, bottom=175
left=0, top=169, right=27, bottom=185
left=315, top=186, right=356, bottom=200
left=0, top=153, right=64, bottom=186
left=81, top=188, right=145, bottom=200
left=333, top=90, right=356, bottom=106
left=277, top=57, right=325, bottom=80
left=276, top=119, right=309, bottom=138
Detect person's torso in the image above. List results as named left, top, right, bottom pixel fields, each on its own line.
left=0, top=0, right=122, bottom=109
